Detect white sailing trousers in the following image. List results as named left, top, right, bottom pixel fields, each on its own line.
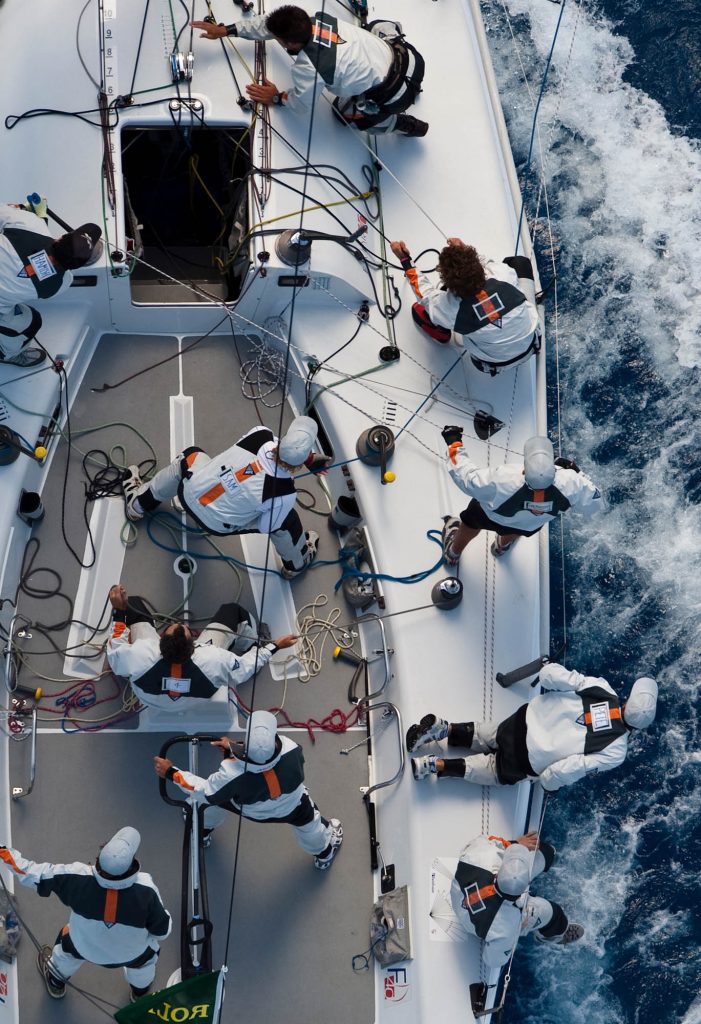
left=49, top=942, right=158, bottom=988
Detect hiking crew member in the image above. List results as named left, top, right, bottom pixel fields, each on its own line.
left=122, top=417, right=324, bottom=579
left=106, top=585, right=297, bottom=712
left=154, top=711, right=344, bottom=870
left=451, top=832, right=583, bottom=970
left=0, top=828, right=171, bottom=1002
left=408, top=667, right=658, bottom=789
left=0, top=202, right=101, bottom=366
left=391, top=237, right=540, bottom=372
left=192, top=5, right=428, bottom=136
left=440, top=431, right=602, bottom=562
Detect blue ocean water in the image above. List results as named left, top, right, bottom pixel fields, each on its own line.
left=481, top=2, right=701, bottom=1022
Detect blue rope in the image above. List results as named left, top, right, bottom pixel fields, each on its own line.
left=514, top=0, right=568, bottom=256
left=335, top=529, right=445, bottom=588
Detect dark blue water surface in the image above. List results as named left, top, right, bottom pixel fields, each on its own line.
left=481, top=2, right=701, bottom=1022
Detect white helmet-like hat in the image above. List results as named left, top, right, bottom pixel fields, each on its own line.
left=246, top=710, right=278, bottom=764
left=278, top=416, right=318, bottom=466
left=623, top=677, right=658, bottom=730
left=496, top=843, right=532, bottom=897
left=99, top=826, right=140, bottom=876
left=523, top=435, right=555, bottom=489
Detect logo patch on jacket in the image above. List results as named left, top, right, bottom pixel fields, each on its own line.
left=162, top=676, right=192, bottom=700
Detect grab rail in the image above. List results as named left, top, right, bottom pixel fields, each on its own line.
left=356, top=612, right=392, bottom=702
left=359, top=700, right=404, bottom=872
left=9, top=705, right=37, bottom=800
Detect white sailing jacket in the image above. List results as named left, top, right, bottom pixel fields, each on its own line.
left=170, top=735, right=307, bottom=820
left=179, top=427, right=299, bottom=536
left=0, top=204, right=73, bottom=316
left=450, top=835, right=539, bottom=969
left=0, top=847, right=171, bottom=965
left=418, top=259, right=539, bottom=363
left=233, top=13, right=393, bottom=113
left=446, top=441, right=602, bottom=532
left=523, top=665, right=630, bottom=790
left=106, top=621, right=274, bottom=712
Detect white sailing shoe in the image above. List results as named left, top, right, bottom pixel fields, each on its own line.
left=314, top=819, right=343, bottom=870
left=411, top=756, right=438, bottom=780
left=122, top=465, right=145, bottom=521
left=405, top=714, right=449, bottom=752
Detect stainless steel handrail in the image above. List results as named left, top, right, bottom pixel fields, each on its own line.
left=10, top=706, right=37, bottom=800
left=356, top=612, right=392, bottom=702
left=359, top=700, right=404, bottom=800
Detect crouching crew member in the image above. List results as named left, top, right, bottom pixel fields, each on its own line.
left=0, top=201, right=101, bottom=367
left=0, top=828, right=171, bottom=1002
left=408, top=667, right=658, bottom=790
left=391, top=237, right=540, bottom=373
left=122, top=417, right=323, bottom=579
left=107, top=584, right=297, bottom=712
left=440, top=430, right=601, bottom=562
left=192, top=5, right=428, bottom=136
left=154, top=711, right=344, bottom=870
left=452, top=832, right=583, bottom=979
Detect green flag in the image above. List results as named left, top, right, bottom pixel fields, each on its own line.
left=114, top=969, right=224, bottom=1024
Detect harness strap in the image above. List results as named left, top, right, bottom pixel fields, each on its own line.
left=583, top=707, right=622, bottom=725
left=470, top=331, right=541, bottom=376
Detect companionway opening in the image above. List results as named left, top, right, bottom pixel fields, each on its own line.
left=121, top=125, right=250, bottom=305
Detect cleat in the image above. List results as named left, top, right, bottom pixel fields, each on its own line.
left=0, top=347, right=46, bottom=367
left=406, top=714, right=448, bottom=752
left=37, top=946, right=66, bottom=999
left=130, top=983, right=152, bottom=1003
left=122, top=465, right=145, bottom=522
left=411, top=756, right=437, bottom=780
left=491, top=536, right=517, bottom=558
left=281, top=530, right=319, bottom=580
left=314, top=819, right=343, bottom=870
left=441, top=516, right=461, bottom=567
left=395, top=114, right=429, bottom=137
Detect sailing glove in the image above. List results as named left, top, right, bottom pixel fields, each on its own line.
left=441, top=425, right=464, bottom=446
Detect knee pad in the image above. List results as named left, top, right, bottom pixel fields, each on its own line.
left=411, top=303, right=452, bottom=344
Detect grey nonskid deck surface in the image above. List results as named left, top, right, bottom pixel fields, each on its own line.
left=9, top=333, right=375, bottom=1022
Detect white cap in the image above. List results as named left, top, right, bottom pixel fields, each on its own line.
left=496, top=843, right=532, bottom=897
left=278, top=416, right=318, bottom=466
left=523, top=435, right=555, bottom=489
left=99, top=826, right=140, bottom=875
left=246, top=710, right=278, bottom=764
left=623, top=677, right=658, bottom=729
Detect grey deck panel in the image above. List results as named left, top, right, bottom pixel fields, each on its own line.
left=9, top=730, right=373, bottom=1024
left=9, top=332, right=375, bottom=1022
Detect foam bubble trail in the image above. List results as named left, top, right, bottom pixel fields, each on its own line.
left=481, top=2, right=701, bottom=1021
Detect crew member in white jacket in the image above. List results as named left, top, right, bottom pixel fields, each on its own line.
left=451, top=832, right=583, bottom=975
left=440, top=429, right=602, bottom=561
left=0, top=828, right=171, bottom=1002
left=0, top=201, right=101, bottom=366
left=192, top=6, right=427, bottom=136
left=409, top=666, right=658, bottom=790
left=391, top=238, right=540, bottom=373
left=107, top=584, right=297, bottom=712
left=122, top=417, right=323, bottom=579
left=154, top=711, right=344, bottom=870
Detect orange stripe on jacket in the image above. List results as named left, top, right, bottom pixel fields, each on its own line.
left=198, top=482, right=225, bottom=506
left=112, top=621, right=128, bottom=639
left=584, top=707, right=621, bottom=725
left=262, top=770, right=282, bottom=799
left=313, top=25, right=339, bottom=44
left=103, top=889, right=118, bottom=924
left=185, top=451, right=200, bottom=468
left=465, top=884, right=497, bottom=908
left=475, top=289, right=502, bottom=323
left=487, top=835, right=512, bottom=847
left=0, top=849, right=25, bottom=874
left=532, top=489, right=545, bottom=503
left=448, top=441, right=462, bottom=466
left=173, top=770, right=195, bottom=792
